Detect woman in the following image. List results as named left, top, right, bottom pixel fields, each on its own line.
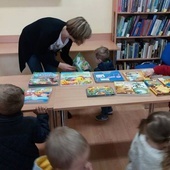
left=19, top=17, right=92, bottom=73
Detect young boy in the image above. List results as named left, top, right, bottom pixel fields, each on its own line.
left=0, top=84, right=50, bottom=170
left=33, top=126, right=93, bottom=170
left=94, top=46, right=115, bottom=121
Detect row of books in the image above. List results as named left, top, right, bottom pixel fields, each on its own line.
left=116, top=39, right=167, bottom=59
left=117, top=15, right=170, bottom=37
left=118, top=0, right=170, bottom=12
left=88, top=71, right=170, bottom=97
left=24, top=70, right=170, bottom=102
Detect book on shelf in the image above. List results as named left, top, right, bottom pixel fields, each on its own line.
left=158, top=76, right=170, bottom=87
left=86, top=86, right=115, bottom=97
left=93, top=70, right=124, bottom=83
left=24, top=87, right=52, bottom=104
left=73, top=53, right=91, bottom=71
left=28, top=72, right=59, bottom=87
left=114, top=81, right=150, bottom=95
left=60, top=72, right=93, bottom=86
left=122, top=70, right=149, bottom=81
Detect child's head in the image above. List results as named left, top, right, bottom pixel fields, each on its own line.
left=0, top=84, right=24, bottom=115
left=66, top=16, right=92, bottom=45
left=46, top=126, right=90, bottom=170
left=139, top=111, right=170, bottom=145
left=138, top=111, right=170, bottom=169
left=95, top=46, right=110, bottom=64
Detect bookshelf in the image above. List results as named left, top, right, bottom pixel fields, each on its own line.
left=112, top=0, right=170, bottom=69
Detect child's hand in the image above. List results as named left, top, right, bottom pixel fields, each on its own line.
left=144, top=69, right=154, bottom=77
left=34, top=106, right=48, bottom=115
left=84, top=162, right=93, bottom=170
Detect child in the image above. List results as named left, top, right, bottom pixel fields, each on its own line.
left=126, top=111, right=170, bottom=170
left=33, top=126, right=93, bottom=170
left=0, top=84, right=50, bottom=170
left=144, top=65, right=170, bottom=77
left=94, top=46, right=115, bottom=121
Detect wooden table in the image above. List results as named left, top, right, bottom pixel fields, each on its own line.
left=1, top=72, right=170, bottom=126
left=0, top=75, right=57, bottom=127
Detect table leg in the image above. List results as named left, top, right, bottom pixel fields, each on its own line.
left=60, top=110, right=65, bottom=126
left=148, top=103, right=154, bottom=114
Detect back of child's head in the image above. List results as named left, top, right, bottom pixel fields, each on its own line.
left=45, top=126, right=89, bottom=170
left=138, top=111, right=170, bottom=169
left=0, top=84, right=24, bottom=115
left=95, top=46, right=110, bottom=62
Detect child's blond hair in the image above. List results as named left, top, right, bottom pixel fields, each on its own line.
left=0, top=84, right=24, bottom=115
left=66, top=16, right=92, bottom=44
left=95, top=46, right=110, bottom=62
left=46, top=126, right=89, bottom=169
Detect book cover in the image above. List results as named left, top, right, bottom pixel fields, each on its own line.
left=93, top=70, right=124, bottom=83
left=86, top=86, right=115, bottom=97
left=149, top=84, right=170, bottom=96
left=158, top=76, right=170, bottom=87
left=73, top=53, right=91, bottom=71
left=29, top=72, right=59, bottom=87
left=114, top=81, right=150, bottom=95
left=122, top=70, right=149, bottom=81
left=60, top=72, right=93, bottom=86
left=24, top=87, right=52, bottom=104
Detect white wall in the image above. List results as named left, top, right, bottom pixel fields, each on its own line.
left=0, top=0, right=113, bottom=76
left=0, top=0, right=112, bottom=35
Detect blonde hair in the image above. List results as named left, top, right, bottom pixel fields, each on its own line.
left=0, top=84, right=24, bottom=115
left=138, top=111, right=170, bottom=170
left=95, top=46, right=110, bottom=61
left=66, top=16, right=92, bottom=44
left=46, top=126, right=89, bottom=170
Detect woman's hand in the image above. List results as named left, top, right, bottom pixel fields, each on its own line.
left=58, top=62, right=76, bottom=71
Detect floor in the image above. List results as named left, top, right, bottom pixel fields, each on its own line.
left=34, top=103, right=169, bottom=170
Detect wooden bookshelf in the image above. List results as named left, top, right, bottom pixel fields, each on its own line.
left=112, top=0, right=170, bottom=69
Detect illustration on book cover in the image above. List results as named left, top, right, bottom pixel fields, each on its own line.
left=93, top=70, right=124, bottom=82
left=29, top=72, right=59, bottom=86
left=86, top=86, right=115, bottom=97
left=114, top=81, right=150, bottom=95
left=24, top=87, right=52, bottom=103
left=60, top=72, right=93, bottom=86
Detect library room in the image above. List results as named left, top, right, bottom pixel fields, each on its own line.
left=0, top=0, right=170, bottom=170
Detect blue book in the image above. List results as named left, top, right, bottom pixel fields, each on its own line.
left=93, top=70, right=124, bottom=83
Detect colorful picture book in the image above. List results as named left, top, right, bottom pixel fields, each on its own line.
left=93, top=70, right=124, bottom=83
left=114, top=81, right=150, bottom=95
left=73, top=53, right=91, bottom=71
left=86, top=86, right=115, bottom=97
left=122, top=71, right=149, bottom=81
left=60, top=72, right=93, bottom=86
left=24, top=87, right=52, bottom=103
left=148, top=84, right=170, bottom=96
left=29, top=72, right=59, bottom=87
left=158, top=76, right=170, bottom=88
left=144, top=78, right=170, bottom=96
